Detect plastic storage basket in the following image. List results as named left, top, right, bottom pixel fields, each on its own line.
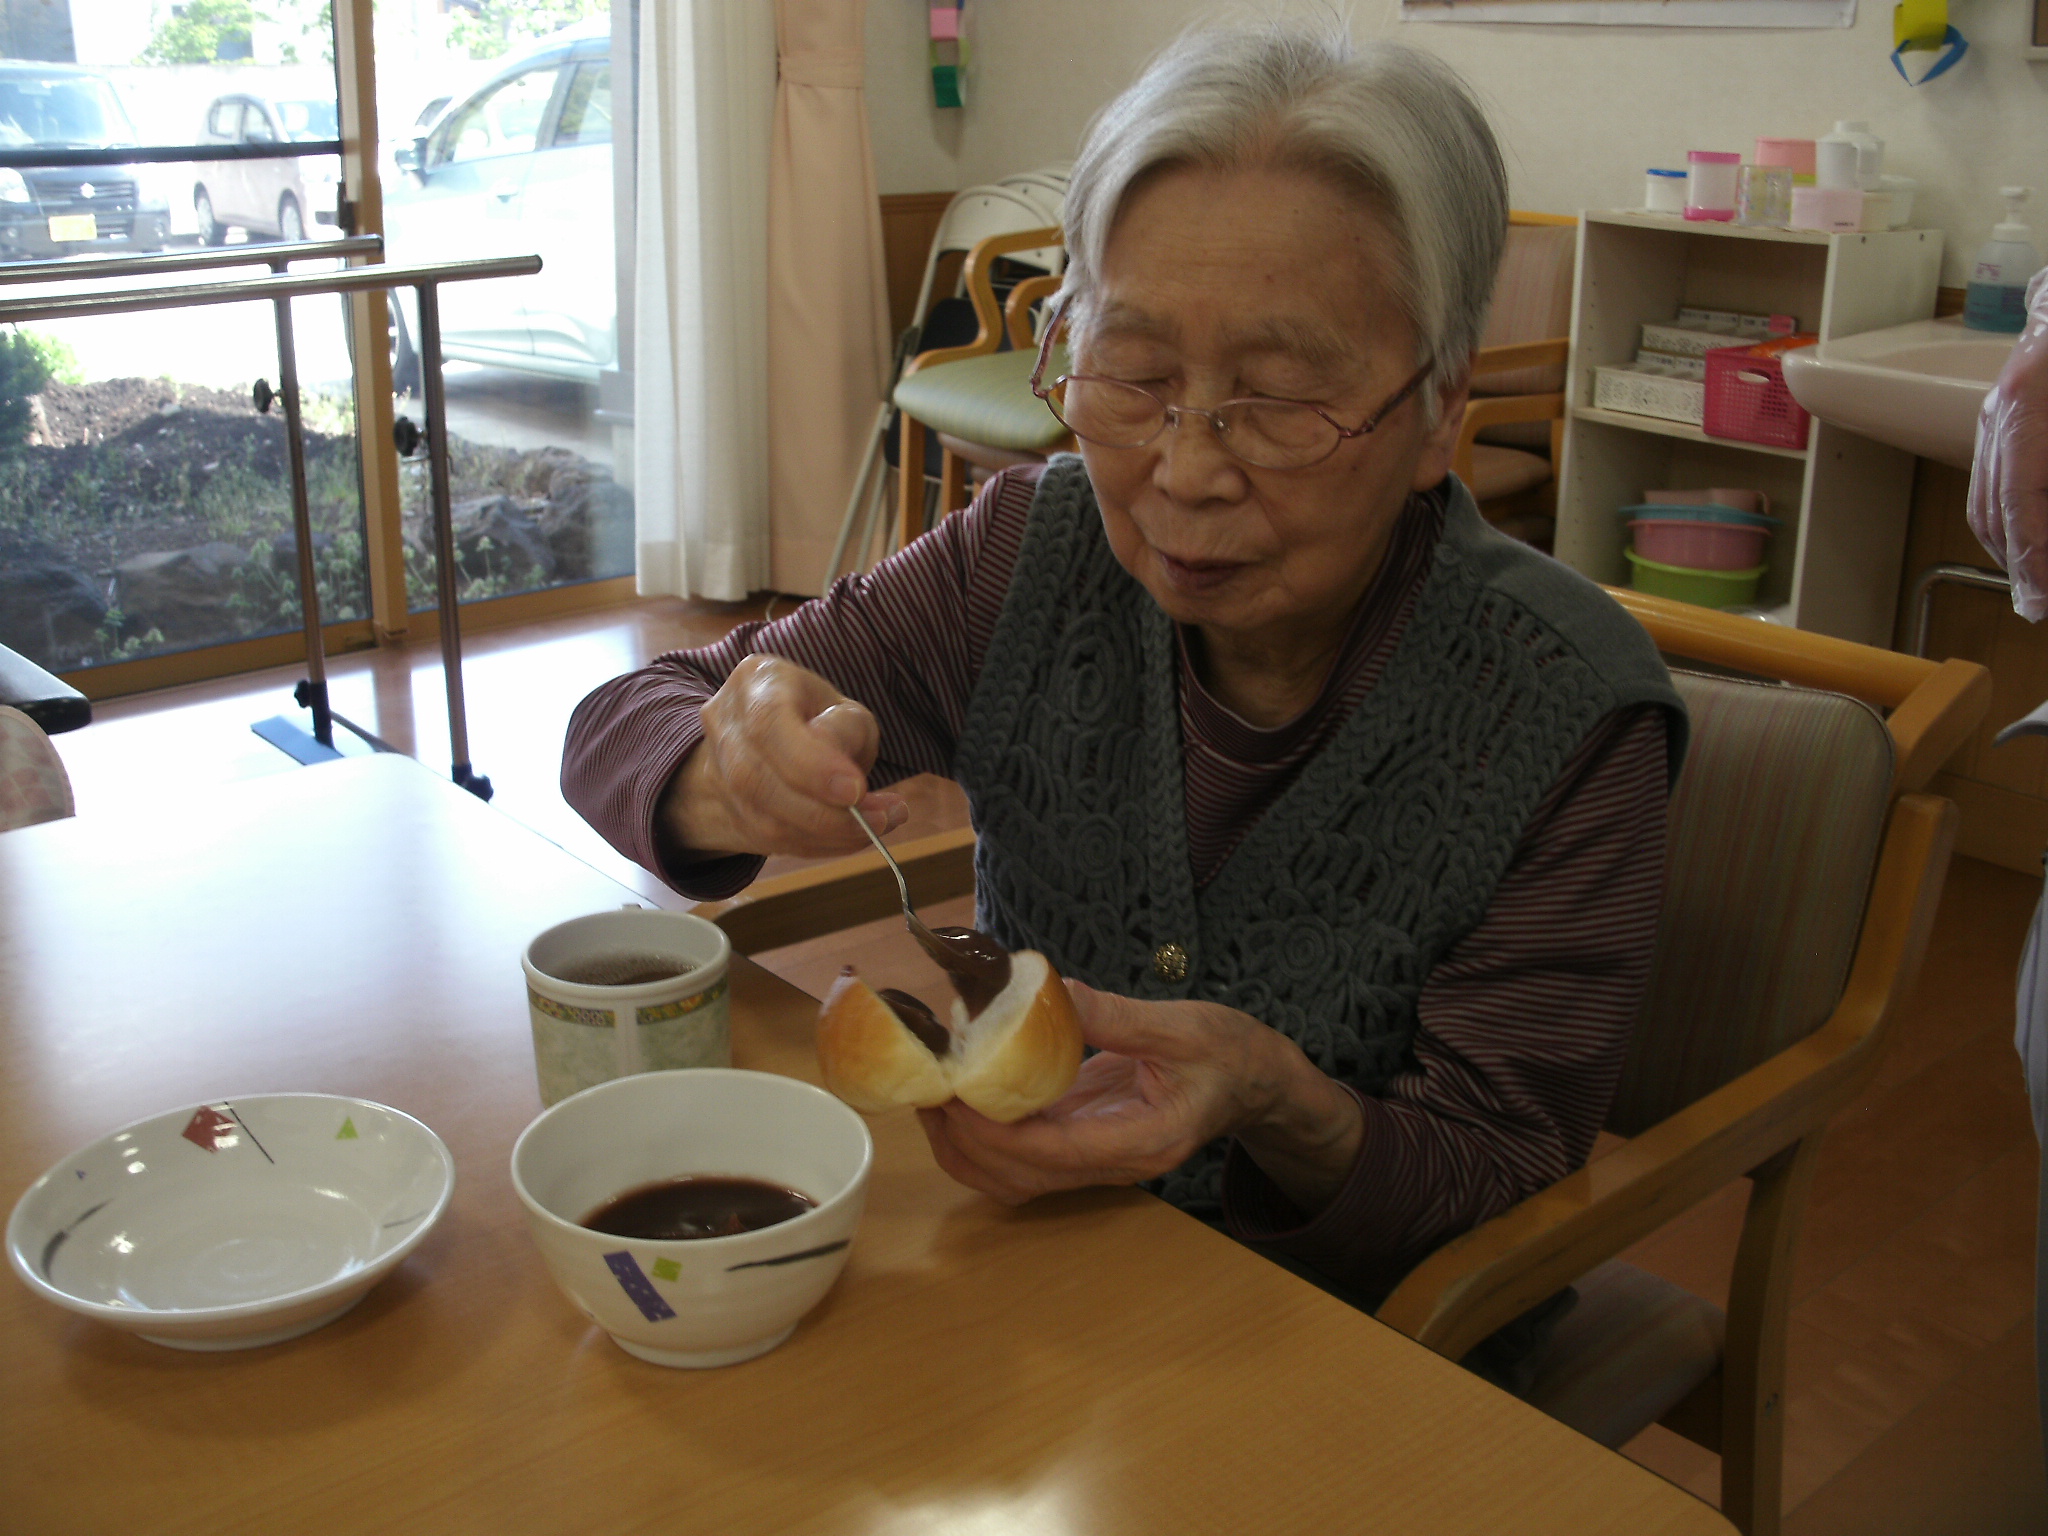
left=1703, top=339, right=1815, bottom=450
left=1625, top=549, right=1765, bottom=608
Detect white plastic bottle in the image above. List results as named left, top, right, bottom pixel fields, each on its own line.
left=1819, top=120, right=1884, bottom=191
left=1966, top=187, right=2043, bottom=334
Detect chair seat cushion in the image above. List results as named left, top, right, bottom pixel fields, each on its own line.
left=1522, top=1260, right=1725, bottom=1449
left=936, top=432, right=1048, bottom=473
left=1466, top=443, right=1553, bottom=502
left=894, top=348, right=1073, bottom=453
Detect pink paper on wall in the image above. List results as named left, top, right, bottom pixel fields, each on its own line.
left=929, top=6, right=961, bottom=39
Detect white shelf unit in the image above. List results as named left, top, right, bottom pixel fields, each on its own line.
left=1555, top=211, right=1944, bottom=647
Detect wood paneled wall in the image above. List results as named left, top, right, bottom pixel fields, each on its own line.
left=1902, top=459, right=2048, bottom=873
left=880, top=192, right=956, bottom=338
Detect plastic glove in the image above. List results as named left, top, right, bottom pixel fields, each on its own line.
left=1970, top=267, right=2048, bottom=622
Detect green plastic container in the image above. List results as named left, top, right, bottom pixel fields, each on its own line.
left=1624, top=548, right=1765, bottom=609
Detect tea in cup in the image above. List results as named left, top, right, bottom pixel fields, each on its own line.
left=523, top=908, right=731, bottom=1106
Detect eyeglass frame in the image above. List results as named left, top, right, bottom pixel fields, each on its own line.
left=1027, top=294, right=1435, bottom=470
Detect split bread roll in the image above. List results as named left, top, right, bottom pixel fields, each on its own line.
left=817, top=949, right=1083, bottom=1123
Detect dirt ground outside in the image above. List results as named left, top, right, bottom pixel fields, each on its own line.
left=0, top=375, right=632, bottom=673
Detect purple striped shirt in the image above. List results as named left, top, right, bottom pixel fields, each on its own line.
left=561, top=465, right=1671, bottom=1299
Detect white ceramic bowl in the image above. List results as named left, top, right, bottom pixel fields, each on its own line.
left=7, top=1094, right=454, bottom=1350
left=511, top=1069, right=872, bottom=1368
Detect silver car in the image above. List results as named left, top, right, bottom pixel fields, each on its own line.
left=382, top=25, right=616, bottom=390
left=193, top=93, right=341, bottom=245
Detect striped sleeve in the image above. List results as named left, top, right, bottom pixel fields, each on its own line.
left=1219, top=702, right=1673, bottom=1303
left=558, top=468, right=1039, bottom=898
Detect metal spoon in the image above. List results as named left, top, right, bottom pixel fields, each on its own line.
left=848, top=805, right=947, bottom=956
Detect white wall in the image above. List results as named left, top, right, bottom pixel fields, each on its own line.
left=865, top=0, right=2048, bottom=287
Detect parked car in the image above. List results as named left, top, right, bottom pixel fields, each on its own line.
left=192, top=92, right=342, bottom=245
left=382, top=24, right=617, bottom=390
left=0, top=61, right=170, bottom=263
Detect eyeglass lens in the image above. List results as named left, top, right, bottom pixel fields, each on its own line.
left=1055, top=379, right=1339, bottom=469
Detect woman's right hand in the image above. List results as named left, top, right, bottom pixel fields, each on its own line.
left=659, top=654, right=908, bottom=859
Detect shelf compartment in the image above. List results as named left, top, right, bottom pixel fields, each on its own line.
left=1571, top=406, right=1811, bottom=462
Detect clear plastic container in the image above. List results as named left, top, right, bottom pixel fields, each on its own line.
left=1645, top=168, right=1687, bottom=214
left=1685, top=152, right=1740, bottom=222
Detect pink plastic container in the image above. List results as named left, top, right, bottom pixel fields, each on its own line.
left=1628, top=518, right=1769, bottom=571
left=1685, top=151, right=1741, bottom=221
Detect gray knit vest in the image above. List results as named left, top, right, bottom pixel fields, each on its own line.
left=952, top=457, right=1685, bottom=1218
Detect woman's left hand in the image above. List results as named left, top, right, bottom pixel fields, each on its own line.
left=916, top=981, right=1340, bottom=1206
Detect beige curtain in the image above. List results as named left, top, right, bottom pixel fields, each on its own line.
left=766, top=0, right=893, bottom=596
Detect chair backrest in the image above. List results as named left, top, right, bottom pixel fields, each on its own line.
left=906, top=187, right=1066, bottom=334
left=1474, top=219, right=1576, bottom=397
left=995, top=174, right=1065, bottom=225
left=0, top=705, right=74, bottom=832
left=1606, top=671, right=1896, bottom=1136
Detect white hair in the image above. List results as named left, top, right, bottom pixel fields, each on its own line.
left=1061, top=24, right=1508, bottom=411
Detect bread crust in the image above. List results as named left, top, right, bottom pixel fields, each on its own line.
left=816, top=971, right=953, bottom=1113
left=815, top=953, right=1082, bottom=1122
left=950, top=951, right=1085, bottom=1123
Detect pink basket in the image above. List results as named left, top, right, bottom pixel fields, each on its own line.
left=1629, top=518, right=1770, bottom=571
left=1703, top=342, right=1812, bottom=450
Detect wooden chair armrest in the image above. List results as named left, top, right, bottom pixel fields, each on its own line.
left=1606, top=590, right=1992, bottom=790
left=1376, top=790, right=1956, bottom=1360
left=1005, top=274, right=1063, bottom=351
left=1886, top=657, right=1994, bottom=792
left=1471, top=337, right=1570, bottom=380
left=902, top=225, right=1062, bottom=380
left=1453, top=391, right=1563, bottom=487
left=697, top=826, right=978, bottom=956
left=1509, top=209, right=1579, bottom=228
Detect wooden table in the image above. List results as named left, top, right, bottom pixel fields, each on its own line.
left=0, top=755, right=1733, bottom=1534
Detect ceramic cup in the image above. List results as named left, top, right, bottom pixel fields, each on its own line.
left=522, top=908, right=732, bottom=1107
left=510, top=1069, right=872, bottom=1367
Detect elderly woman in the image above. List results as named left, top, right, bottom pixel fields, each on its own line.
left=564, top=27, right=1684, bottom=1338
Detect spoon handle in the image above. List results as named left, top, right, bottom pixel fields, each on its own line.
left=848, top=806, right=943, bottom=948
left=848, top=805, right=910, bottom=909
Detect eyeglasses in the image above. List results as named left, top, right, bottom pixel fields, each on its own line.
left=1028, top=296, right=1432, bottom=471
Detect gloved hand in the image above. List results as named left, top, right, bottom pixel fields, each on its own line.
left=1970, top=268, right=2048, bottom=622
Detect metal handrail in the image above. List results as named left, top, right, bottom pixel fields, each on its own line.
left=0, top=236, right=382, bottom=285
left=0, top=255, right=539, bottom=323
left=4, top=253, right=544, bottom=798
left=0, top=140, right=344, bottom=169
left=1910, top=562, right=2012, bottom=658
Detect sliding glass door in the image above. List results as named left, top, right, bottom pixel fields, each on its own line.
left=0, top=0, right=364, bottom=683
left=376, top=0, right=635, bottom=613
left=0, top=0, right=638, bottom=694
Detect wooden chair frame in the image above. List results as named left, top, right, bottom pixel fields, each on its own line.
left=1452, top=337, right=1570, bottom=494
left=896, top=225, right=1070, bottom=553
left=705, top=573, right=1988, bottom=1536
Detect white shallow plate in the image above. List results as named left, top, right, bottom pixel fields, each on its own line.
left=7, top=1094, right=454, bottom=1350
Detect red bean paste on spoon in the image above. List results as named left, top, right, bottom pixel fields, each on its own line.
left=917, top=925, right=1013, bottom=1017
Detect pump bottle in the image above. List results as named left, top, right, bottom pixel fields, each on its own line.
left=1966, top=187, right=2043, bottom=334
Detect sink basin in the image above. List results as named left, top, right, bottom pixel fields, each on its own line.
left=1780, top=317, right=2016, bottom=467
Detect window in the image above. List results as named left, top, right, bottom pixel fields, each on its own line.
left=554, top=62, right=611, bottom=148
left=0, top=72, right=136, bottom=148
left=435, top=66, right=560, bottom=167
left=206, top=99, right=238, bottom=137
left=241, top=104, right=277, bottom=145
left=275, top=100, right=339, bottom=143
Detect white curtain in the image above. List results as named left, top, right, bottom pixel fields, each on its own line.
left=634, top=1, right=777, bottom=601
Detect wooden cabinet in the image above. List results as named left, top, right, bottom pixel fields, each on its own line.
left=1555, top=212, right=1943, bottom=647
